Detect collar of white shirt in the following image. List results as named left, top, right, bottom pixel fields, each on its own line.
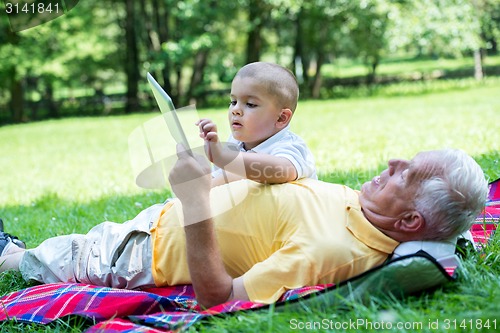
left=234, top=125, right=291, bottom=153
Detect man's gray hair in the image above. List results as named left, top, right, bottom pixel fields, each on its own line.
left=415, top=149, right=488, bottom=240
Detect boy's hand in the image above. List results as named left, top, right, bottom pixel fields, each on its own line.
left=196, top=118, right=219, bottom=143
left=196, top=118, right=223, bottom=163
left=195, top=119, right=242, bottom=180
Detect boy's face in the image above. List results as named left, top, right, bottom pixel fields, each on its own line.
left=228, top=76, right=285, bottom=150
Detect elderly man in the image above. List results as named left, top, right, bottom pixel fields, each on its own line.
left=0, top=147, right=487, bottom=308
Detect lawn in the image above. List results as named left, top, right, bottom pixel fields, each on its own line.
left=0, top=81, right=499, bottom=332
left=322, top=54, right=500, bottom=79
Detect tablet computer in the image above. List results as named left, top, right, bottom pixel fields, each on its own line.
left=147, top=72, right=193, bottom=155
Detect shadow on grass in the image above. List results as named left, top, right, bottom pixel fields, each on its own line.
left=0, top=190, right=171, bottom=248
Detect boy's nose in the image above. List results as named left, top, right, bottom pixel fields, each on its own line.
left=232, top=107, right=242, bottom=116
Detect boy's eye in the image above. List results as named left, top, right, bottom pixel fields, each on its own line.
left=247, top=103, right=257, bottom=108
left=229, top=100, right=236, bottom=106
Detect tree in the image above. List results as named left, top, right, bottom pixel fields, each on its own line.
left=473, top=0, right=500, bottom=55
left=245, top=0, right=271, bottom=63
left=0, top=0, right=123, bottom=123
left=0, top=13, right=28, bottom=122
left=125, top=0, right=140, bottom=113
left=141, top=0, right=241, bottom=106
left=385, top=0, right=483, bottom=67
left=297, top=0, right=356, bottom=98
left=347, top=0, right=392, bottom=85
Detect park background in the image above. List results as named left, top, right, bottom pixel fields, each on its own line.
left=0, top=0, right=499, bottom=123
left=0, top=0, right=500, bottom=332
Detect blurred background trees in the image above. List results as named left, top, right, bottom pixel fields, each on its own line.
left=0, top=0, right=499, bottom=124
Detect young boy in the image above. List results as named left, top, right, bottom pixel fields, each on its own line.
left=196, top=62, right=317, bottom=186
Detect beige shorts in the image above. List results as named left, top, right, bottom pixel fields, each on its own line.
left=19, top=203, right=164, bottom=289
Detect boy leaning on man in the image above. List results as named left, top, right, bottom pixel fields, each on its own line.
left=196, top=61, right=317, bottom=186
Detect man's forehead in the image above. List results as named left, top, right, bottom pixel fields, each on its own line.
left=409, top=151, right=443, bottom=179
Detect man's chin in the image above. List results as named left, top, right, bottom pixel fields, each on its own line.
left=359, top=182, right=369, bottom=194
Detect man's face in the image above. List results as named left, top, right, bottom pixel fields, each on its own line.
left=359, top=151, right=443, bottom=233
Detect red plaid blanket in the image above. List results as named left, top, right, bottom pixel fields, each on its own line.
left=1, top=178, right=498, bottom=332
left=0, top=282, right=327, bottom=332
left=472, top=178, right=499, bottom=246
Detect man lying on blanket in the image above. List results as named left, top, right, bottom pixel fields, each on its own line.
left=0, top=147, right=488, bottom=308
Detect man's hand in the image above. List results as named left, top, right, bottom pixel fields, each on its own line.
left=169, top=144, right=249, bottom=308
left=168, top=144, right=212, bottom=223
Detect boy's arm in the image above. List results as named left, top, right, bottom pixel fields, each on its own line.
left=235, top=152, right=297, bottom=183
left=197, top=118, right=297, bottom=184
left=212, top=170, right=245, bottom=187
left=212, top=153, right=297, bottom=185
left=169, top=144, right=249, bottom=308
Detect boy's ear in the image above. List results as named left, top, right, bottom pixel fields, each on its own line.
left=276, top=108, right=292, bottom=129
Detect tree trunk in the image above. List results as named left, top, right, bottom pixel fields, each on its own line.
left=310, top=23, right=329, bottom=98
left=174, top=65, right=183, bottom=106
left=153, top=0, right=173, bottom=95
left=44, top=79, right=59, bottom=119
left=124, top=0, right=140, bottom=113
left=6, top=29, right=23, bottom=123
left=292, top=7, right=309, bottom=86
left=10, top=69, right=24, bottom=123
left=474, top=49, right=484, bottom=81
left=311, top=52, right=325, bottom=99
left=490, top=38, right=497, bottom=54
left=187, top=49, right=209, bottom=105
left=245, top=0, right=265, bottom=63
left=366, top=56, right=379, bottom=85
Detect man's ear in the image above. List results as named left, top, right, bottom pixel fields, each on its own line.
left=276, top=108, right=292, bottom=129
left=397, top=211, right=425, bottom=234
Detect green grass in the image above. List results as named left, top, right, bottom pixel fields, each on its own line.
left=0, top=81, right=499, bottom=332
left=322, top=54, right=500, bottom=79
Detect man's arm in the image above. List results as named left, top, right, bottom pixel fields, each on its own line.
left=183, top=213, right=248, bottom=307
left=169, top=144, right=249, bottom=308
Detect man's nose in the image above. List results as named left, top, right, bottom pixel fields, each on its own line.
left=388, top=159, right=408, bottom=176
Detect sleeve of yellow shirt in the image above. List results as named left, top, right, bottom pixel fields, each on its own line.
left=242, top=240, right=316, bottom=303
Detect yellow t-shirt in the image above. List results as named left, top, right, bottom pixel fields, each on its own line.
left=151, top=178, right=399, bottom=303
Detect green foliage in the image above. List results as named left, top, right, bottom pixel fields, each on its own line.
left=1, top=0, right=499, bottom=123
left=386, top=0, right=483, bottom=57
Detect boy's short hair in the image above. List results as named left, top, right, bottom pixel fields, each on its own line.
left=235, top=62, right=299, bottom=112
